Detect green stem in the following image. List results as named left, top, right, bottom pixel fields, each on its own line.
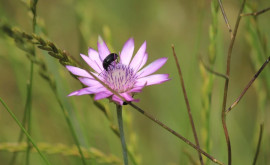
left=26, top=61, right=34, bottom=165
left=0, top=97, right=51, bottom=165
left=54, top=92, right=87, bottom=165
left=9, top=79, right=33, bottom=165
left=9, top=104, right=28, bottom=165
left=26, top=0, right=39, bottom=163
left=116, top=104, right=128, bottom=165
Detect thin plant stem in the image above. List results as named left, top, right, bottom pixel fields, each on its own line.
left=26, top=62, right=34, bottom=165
left=54, top=92, right=87, bottom=165
left=129, top=103, right=224, bottom=165
left=9, top=82, right=34, bottom=165
left=253, top=123, right=264, bottom=165
left=217, top=0, right=233, bottom=38
left=220, top=1, right=246, bottom=165
left=199, top=56, right=228, bottom=80
left=172, top=45, right=204, bottom=165
left=241, top=7, right=270, bottom=17
left=0, top=97, right=51, bottom=165
left=226, top=56, right=270, bottom=114
left=9, top=101, right=28, bottom=165
left=116, top=105, right=128, bottom=165
left=26, top=1, right=38, bottom=163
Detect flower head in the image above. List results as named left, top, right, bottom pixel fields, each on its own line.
left=66, top=37, right=170, bottom=105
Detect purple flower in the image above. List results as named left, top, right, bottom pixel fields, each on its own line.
left=66, top=37, right=170, bottom=105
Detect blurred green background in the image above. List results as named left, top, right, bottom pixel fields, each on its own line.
left=0, top=0, right=270, bottom=164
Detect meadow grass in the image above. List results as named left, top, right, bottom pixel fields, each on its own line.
left=0, top=0, right=270, bottom=164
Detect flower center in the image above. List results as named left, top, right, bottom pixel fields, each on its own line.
left=102, top=63, right=137, bottom=93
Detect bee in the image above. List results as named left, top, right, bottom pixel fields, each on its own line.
left=103, top=53, right=118, bottom=71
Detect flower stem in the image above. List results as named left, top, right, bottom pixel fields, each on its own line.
left=116, top=104, right=128, bottom=165
left=0, top=97, right=51, bottom=165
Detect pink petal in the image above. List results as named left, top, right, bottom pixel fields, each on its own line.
left=137, top=57, right=168, bottom=78
left=120, top=38, right=134, bottom=65
left=97, top=36, right=110, bottom=61
left=135, top=74, right=170, bottom=86
left=120, top=93, right=139, bottom=103
left=112, top=95, right=124, bottom=105
left=66, top=66, right=92, bottom=78
left=137, top=53, right=148, bottom=71
left=78, top=77, right=102, bottom=87
left=94, top=92, right=112, bottom=100
left=68, top=86, right=107, bottom=96
left=121, top=92, right=134, bottom=101
left=68, top=87, right=96, bottom=96
left=128, top=86, right=145, bottom=93
left=80, top=54, right=103, bottom=73
left=88, top=48, right=103, bottom=70
left=129, top=41, right=146, bottom=72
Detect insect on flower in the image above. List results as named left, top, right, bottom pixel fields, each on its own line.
left=103, top=53, right=118, bottom=71
left=66, top=37, right=170, bottom=105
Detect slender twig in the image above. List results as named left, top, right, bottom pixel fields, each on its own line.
left=253, top=123, right=264, bottom=165
left=0, top=97, right=51, bottom=165
left=220, top=1, right=246, bottom=165
left=199, top=56, right=228, bottom=80
left=217, top=0, right=233, bottom=38
left=129, top=103, right=224, bottom=165
left=241, top=7, right=270, bottom=17
left=226, top=56, right=270, bottom=114
left=116, top=105, right=128, bottom=165
left=172, top=45, right=204, bottom=165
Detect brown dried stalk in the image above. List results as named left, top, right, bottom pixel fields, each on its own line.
left=220, top=1, right=246, bottom=165
left=226, top=56, right=270, bottom=114
left=172, top=45, right=204, bottom=165
left=241, top=7, right=270, bottom=17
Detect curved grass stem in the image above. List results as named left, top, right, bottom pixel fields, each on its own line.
left=253, top=123, right=264, bottom=165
